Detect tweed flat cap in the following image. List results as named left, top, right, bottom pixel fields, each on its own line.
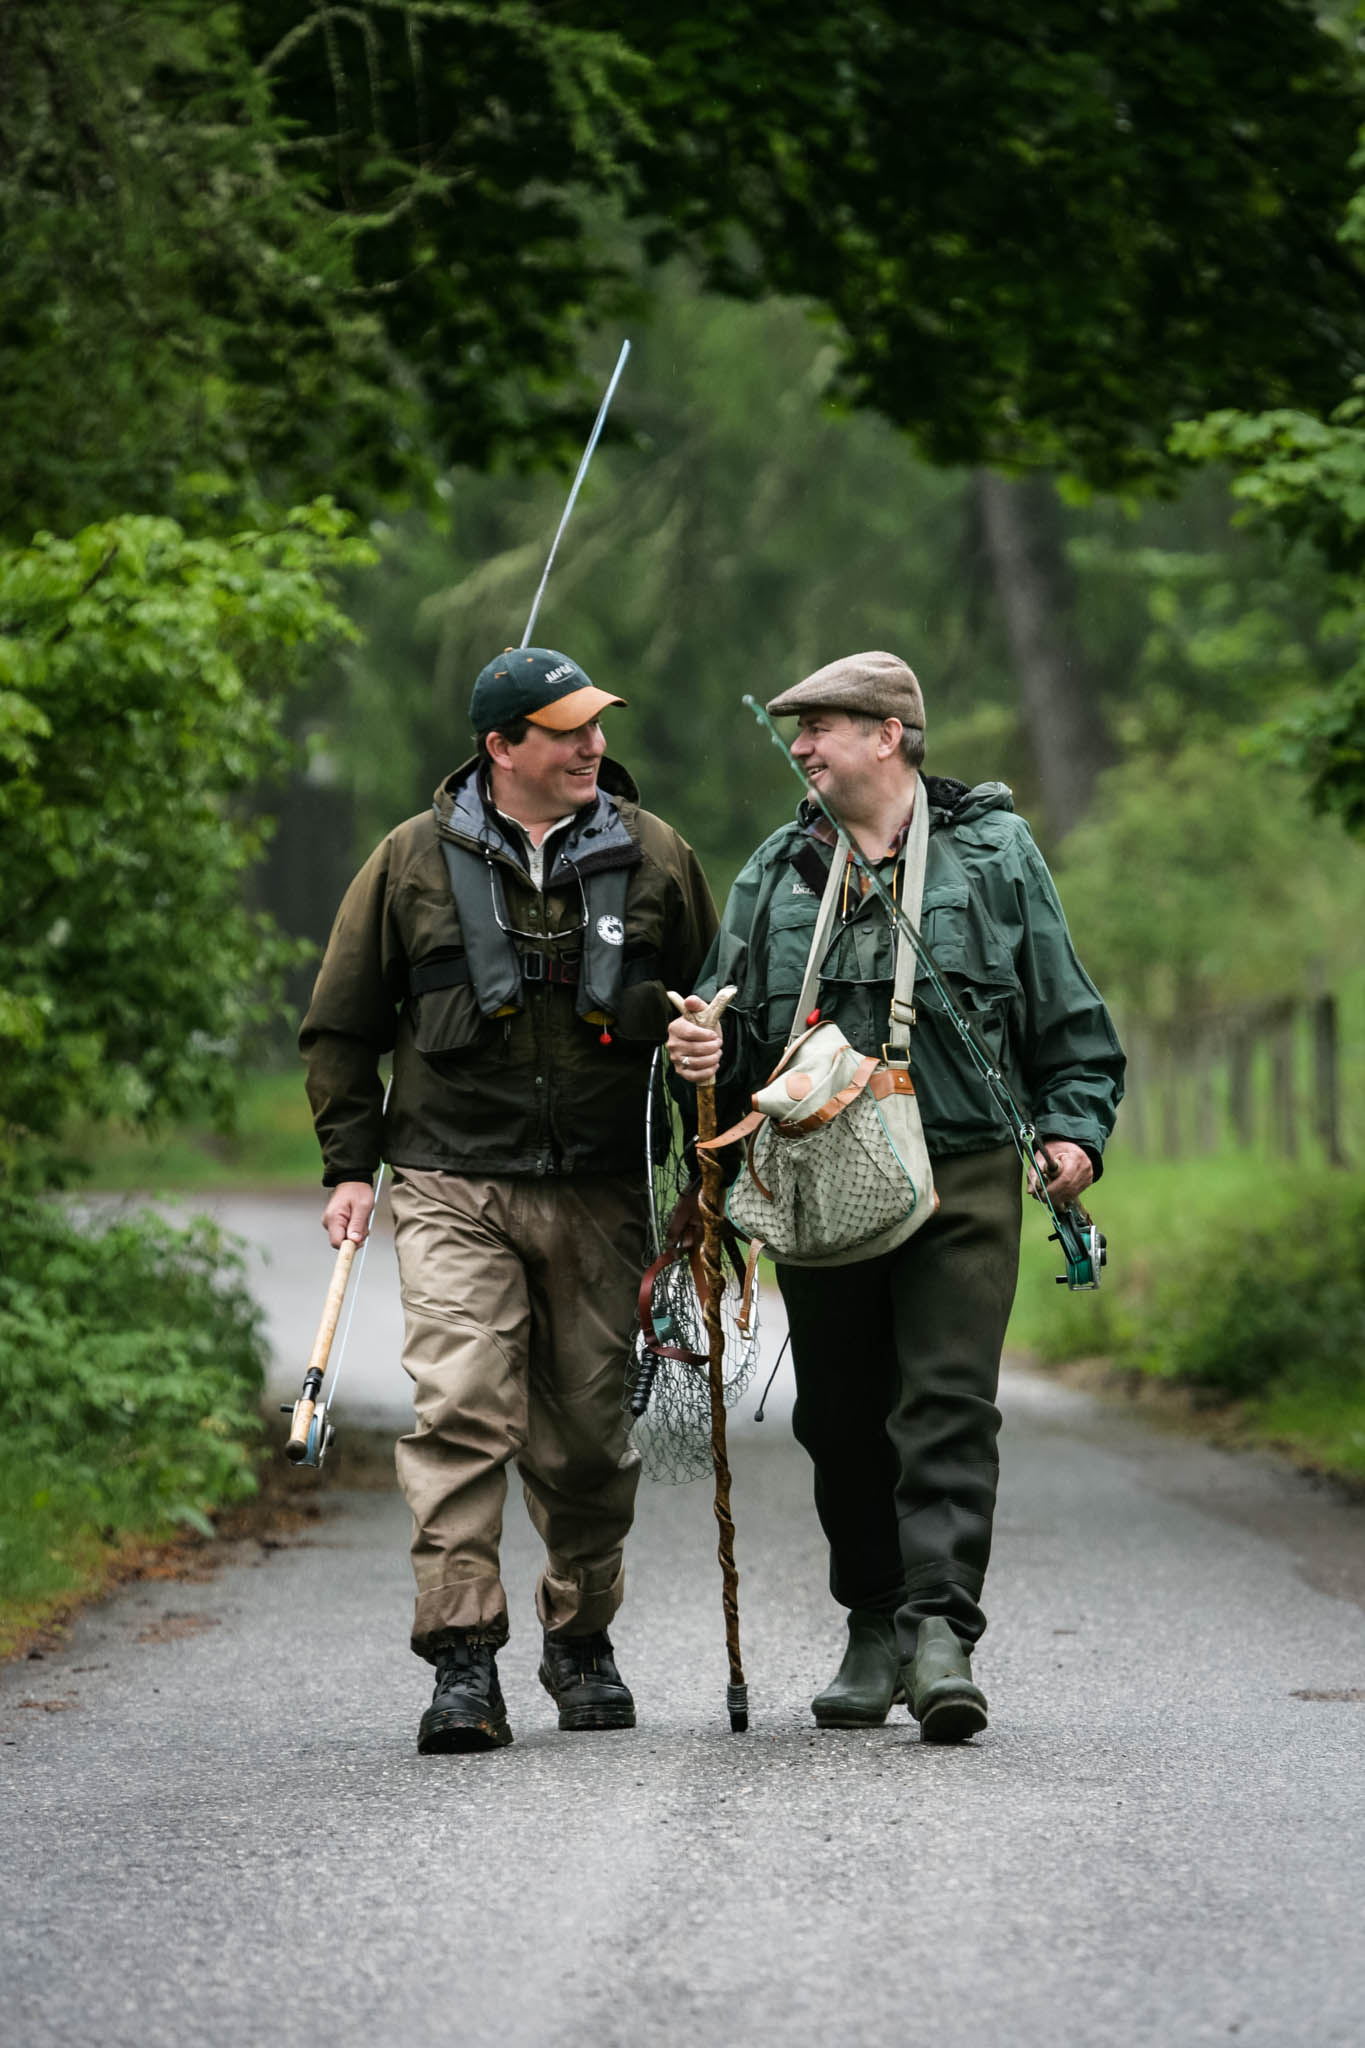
left=766, top=651, right=925, bottom=732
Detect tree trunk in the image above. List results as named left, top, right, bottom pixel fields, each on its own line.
left=976, top=470, right=1117, bottom=841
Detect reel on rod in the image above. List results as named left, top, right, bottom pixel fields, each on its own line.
left=282, top=1367, right=336, bottom=1468
left=1048, top=1202, right=1107, bottom=1290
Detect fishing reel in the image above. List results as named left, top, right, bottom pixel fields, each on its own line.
left=1050, top=1203, right=1106, bottom=1291
left=282, top=1371, right=336, bottom=1469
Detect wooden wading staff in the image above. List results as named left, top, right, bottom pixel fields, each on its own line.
left=669, top=987, right=748, bottom=1733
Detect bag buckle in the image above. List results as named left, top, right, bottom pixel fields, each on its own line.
left=881, top=1043, right=911, bottom=1066
left=521, top=951, right=545, bottom=982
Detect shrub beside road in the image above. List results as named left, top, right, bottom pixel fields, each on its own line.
left=0, top=1196, right=269, bottom=1655
left=1010, top=1153, right=1365, bottom=1481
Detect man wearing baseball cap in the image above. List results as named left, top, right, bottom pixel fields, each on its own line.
left=301, top=647, right=716, bottom=1751
left=669, top=651, right=1123, bottom=1742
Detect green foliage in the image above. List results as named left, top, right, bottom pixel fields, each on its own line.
left=6, top=1, right=1364, bottom=538
left=0, top=0, right=644, bottom=537
left=323, top=279, right=1020, bottom=892
left=71, top=1072, right=321, bottom=1192
left=1172, top=399, right=1365, bottom=574
left=1170, top=399, right=1365, bottom=835
left=1053, top=741, right=1365, bottom=1019
left=1138, top=1172, right=1365, bottom=1401
left=619, top=0, right=1365, bottom=488
left=1009, top=1152, right=1280, bottom=1368
left=0, top=1197, right=269, bottom=1550
left=1009, top=1152, right=1365, bottom=1479
left=0, top=504, right=373, bottom=1185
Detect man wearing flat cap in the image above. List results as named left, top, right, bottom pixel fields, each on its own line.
left=302, top=647, right=716, bottom=1751
left=669, top=651, right=1122, bottom=1741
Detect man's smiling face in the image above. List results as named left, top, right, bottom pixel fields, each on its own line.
left=493, top=717, right=607, bottom=824
left=790, top=709, right=884, bottom=813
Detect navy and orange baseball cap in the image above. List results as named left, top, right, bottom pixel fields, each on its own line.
left=470, top=648, right=626, bottom=734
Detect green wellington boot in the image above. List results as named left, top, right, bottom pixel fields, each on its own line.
left=811, top=1611, right=905, bottom=1727
left=903, top=1616, right=988, bottom=1744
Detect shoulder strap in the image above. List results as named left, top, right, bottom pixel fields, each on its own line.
left=788, top=779, right=930, bottom=1055
left=790, top=840, right=848, bottom=1048
left=888, top=783, right=929, bottom=1052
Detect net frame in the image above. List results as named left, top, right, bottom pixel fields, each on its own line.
left=628, top=1049, right=760, bottom=1483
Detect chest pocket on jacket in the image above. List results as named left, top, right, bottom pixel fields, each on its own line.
left=913, top=879, right=1017, bottom=1015
left=756, top=891, right=821, bottom=1045
left=407, top=968, right=488, bottom=1064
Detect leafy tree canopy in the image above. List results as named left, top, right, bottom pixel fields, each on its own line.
left=619, top=0, right=1365, bottom=488
left=4, top=0, right=1364, bottom=541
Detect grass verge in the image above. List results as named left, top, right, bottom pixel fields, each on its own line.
left=0, top=1429, right=397, bottom=1664
left=1008, top=1148, right=1365, bottom=1485
left=67, top=1069, right=319, bottom=1191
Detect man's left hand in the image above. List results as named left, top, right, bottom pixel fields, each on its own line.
left=1027, top=1139, right=1094, bottom=1207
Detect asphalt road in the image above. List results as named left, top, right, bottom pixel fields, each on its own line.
left=5, top=1196, right=1365, bottom=2048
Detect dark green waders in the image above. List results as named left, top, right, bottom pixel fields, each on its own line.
left=777, top=1145, right=1023, bottom=1661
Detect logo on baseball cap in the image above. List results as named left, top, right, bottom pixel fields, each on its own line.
left=470, top=647, right=626, bottom=734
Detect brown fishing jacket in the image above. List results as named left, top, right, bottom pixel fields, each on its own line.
left=299, top=757, right=717, bottom=1183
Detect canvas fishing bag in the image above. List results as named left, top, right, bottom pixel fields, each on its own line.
left=705, top=793, right=936, bottom=1268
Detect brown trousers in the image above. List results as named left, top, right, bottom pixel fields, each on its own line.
left=389, top=1169, right=646, bottom=1660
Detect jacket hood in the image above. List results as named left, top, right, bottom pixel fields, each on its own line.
left=432, top=754, right=642, bottom=883
left=924, top=775, right=1014, bottom=826
left=796, top=773, right=1014, bottom=836
left=432, top=753, right=641, bottom=832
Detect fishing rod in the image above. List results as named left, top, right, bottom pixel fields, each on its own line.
left=284, top=1082, right=392, bottom=1467
left=744, top=695, right=1106, bottom=1291
left=522, top=339, right=631, bottom=647
left=286, top=343, right=635, bottom=1470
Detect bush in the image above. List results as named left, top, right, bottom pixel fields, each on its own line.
left=0, top=1196, right=269, bottom=1540
left=0, top=505, right=372, bottom=1189
left=1135, top=1172, right=1365, bottom=1399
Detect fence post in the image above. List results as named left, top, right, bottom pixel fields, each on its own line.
left=1227, top=1021, right=1254, bottom=1149
left=1159, top=1022, right=1182, bottom=1159
left=1269, top=1001, right=1298, bottom=1160
left=1122, top=1018, right=1147, bottom=1156
left=1312, top=992, right=1348, bottom=1168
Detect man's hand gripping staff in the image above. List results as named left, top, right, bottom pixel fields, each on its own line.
left=743, top=694, right=1107, bottom=1293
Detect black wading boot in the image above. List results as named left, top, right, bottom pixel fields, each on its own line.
left=903, top=1616, right=988, bottom=1744
left=811, top=1611, right=904, bottom=1728
left=418, top=1632, right=513, bottom=1754
left=538, top=1629, right=636, bottom=1731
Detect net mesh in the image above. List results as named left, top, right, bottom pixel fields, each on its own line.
left=627, top=1052, right=761, bottom=1484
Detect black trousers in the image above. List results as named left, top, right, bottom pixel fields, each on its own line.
left=777, top=1146, right=1022, bottom=1657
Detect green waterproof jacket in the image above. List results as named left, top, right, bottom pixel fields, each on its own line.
left=300, top=757, right=717, bottom=1183
left=698, top=775, right=1124, bottom=1169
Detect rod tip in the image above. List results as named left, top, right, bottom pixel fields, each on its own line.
left=726, top=1681, right=749, bottom=1732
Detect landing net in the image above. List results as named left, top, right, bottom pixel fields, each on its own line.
left=627, top=1051, right=761, bottom=1483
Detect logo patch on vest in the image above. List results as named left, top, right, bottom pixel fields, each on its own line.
left=791, top=880, right=816, bottom=897
left=596, top=914, right=625, bottom=946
